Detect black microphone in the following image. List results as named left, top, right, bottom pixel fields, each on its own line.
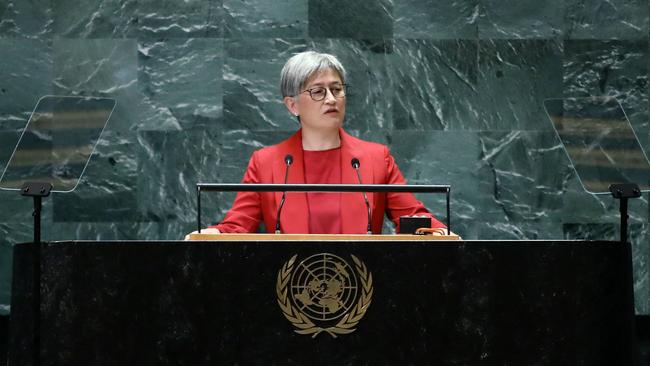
left=275, top=154, right=293, bottom=234
left=351, top=158, right=372, bottom=234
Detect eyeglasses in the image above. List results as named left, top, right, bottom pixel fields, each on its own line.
left=300, top=84, right=348, bottom=101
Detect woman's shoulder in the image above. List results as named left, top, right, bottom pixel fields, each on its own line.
left=250, top=131, right=300, bottom=162
left=341, top=130, right=389, bottom=155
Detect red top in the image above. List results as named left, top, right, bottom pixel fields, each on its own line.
left=303, top=147, right=342, bottom=234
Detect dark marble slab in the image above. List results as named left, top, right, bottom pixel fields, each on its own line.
left=477, top=39, right=562, bottom=131
left=8, top=240, right=637, bottom=365
left=136, top=129, right=225, bottom=236
left=52, top=0, right=222, bottom=38
left=478, top=0, right=563, bottom=39
left=392, top=39, right=478, bottom=130
left=223, top=0, right=307, bottom=38
left=135, top=0, right=222, bottom=38
left=564, top=222, right=618, bottom=240
left=307, top=38, right=393, bottom=133
left=223, top=38, right=305, bottom=131
left=308, top=0, right=393, bottom=39
left=386, top=130, right=481, bottom=237
left=53, top=38, right=138, bottom=132
left=52, top=131, right=138, bottom=222
left=394, top=0, right=478, bottom=39
left=0, top=39, right=52, bottom=124
left=629, top=224, right=650, bottom=313
left=52, top=0, right=136, bottom=38
left=478, top=131, right=573, bottom=223
left=0, top=0, right=52, bottom=37
left=0, top=130, right=21, bottom=174
left=563, top=40, right=649, bottom=133
left=138, top=38, right=223, bottom=130
left=564, top=0, right=648, bottom=40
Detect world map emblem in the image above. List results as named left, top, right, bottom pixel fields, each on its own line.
left=276, top=253, right=373, bottom=338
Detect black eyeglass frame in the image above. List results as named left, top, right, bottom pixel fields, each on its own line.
left=298, top=84, right=349, bottom=101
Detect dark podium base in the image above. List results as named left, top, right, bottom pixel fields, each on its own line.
left=9, top=240, right=637, bottom=365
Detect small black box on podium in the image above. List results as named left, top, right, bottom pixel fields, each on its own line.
left=399, top=216, right=431, bottom=234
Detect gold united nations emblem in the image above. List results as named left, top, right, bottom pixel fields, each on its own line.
left=276, top=253, right=373, bottom=338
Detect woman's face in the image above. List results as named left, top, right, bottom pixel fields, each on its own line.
left=284, top=68, right=346, bottom=132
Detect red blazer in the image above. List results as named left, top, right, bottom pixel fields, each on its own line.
left=212, top=129, right=445, bottom=234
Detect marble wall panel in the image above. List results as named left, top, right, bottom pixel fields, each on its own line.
left=630, top=224, right=650, bottom=313
left=564, top=0, right=649, bottom=40
left=477, top=39, right=563, bottom=131
left=136, top=129, right=224, bottom=236
left=0, top=38, right=52, bottom=128
left=0, top=131, right=20, bottom=174
left=223, top=38, right=306, bottom=131
left=563, top=40, right=649, bottom=133
left=563, top=222, right=617, bottom=240
left=385, top=130, right=481, bottom=237
left=308, top=0, right=393, bottom=39
left=308, top=39, right=393, bottom=132
left=53, top=38, right=138, bottom=133
left=223, top=0, right=307, bottom=38
left=478, top=131, right=574, bottom=226
left=392, top=39, right=478, bottom=130
left=53, top=0, right=136, bottom=38
left=45, top=39, right=139, bottom=225
left=394, top=0, right=478, bottom=39
left=0, top=191, right=39, bottom=225
left=478, top=0, right=564, bottom=39
left=52, top=131, right=138, bottom=222
left=0, top=0, right=51, bottom=37
left=135, top=0, right=222, bottom=38
left=138, top=38, right=223, bottom=131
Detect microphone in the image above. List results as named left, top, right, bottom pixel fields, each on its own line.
left=351, top=158, right=372, bottom=234
left=275, top=154, right=293, bottom=234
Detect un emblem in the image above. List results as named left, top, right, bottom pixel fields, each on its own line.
left=276, top=253, right=373, bottom=338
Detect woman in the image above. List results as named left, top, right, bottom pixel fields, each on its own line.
left=190, top=51, right=446, bottom=235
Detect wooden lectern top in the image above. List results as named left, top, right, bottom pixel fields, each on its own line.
left=188, top=233, right=460, bottom=241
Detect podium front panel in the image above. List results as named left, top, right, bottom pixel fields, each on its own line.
left=9, top=240, right=636, bottom=365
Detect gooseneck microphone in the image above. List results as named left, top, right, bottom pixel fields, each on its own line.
left=351, top=158, right=372, bottom=234
left=275, top=154, right=293, bottom=234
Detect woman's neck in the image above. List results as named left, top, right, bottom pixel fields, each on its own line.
left=301, top=127, right=341, bottom=151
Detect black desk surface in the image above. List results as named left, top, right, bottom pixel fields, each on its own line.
left=9, top=240, right=637, bottom=365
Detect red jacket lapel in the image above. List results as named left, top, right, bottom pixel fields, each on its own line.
left=269, top=128, right=378, bottom=234
left=339, top=129, right=376, bottom=234
left=272, top=130, right=309, bottom=234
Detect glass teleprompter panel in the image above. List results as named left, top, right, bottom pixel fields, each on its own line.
left=0, top=95, right=116, bottom=193
left=544, top=97, right=650, bottom=195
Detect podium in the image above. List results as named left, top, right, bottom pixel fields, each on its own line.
left=9, top=237, right=636, bottom=365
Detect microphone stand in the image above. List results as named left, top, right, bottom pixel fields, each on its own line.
left=275, top=155, right=293, bottom=234
left=351, top=158, right=372, bottom=234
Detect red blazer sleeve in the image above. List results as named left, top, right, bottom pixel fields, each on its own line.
left=210, top=151, right=263, bottom=233
left=383, top=146, right=446, bottom=229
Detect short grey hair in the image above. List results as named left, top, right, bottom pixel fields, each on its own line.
left=280, top=51, right=346, bottom=98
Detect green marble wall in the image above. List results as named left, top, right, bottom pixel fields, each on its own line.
left=0, top=1, right=649, bottom=315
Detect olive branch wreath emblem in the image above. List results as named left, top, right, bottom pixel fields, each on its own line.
left=276, top=254, right=373, bottom=338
